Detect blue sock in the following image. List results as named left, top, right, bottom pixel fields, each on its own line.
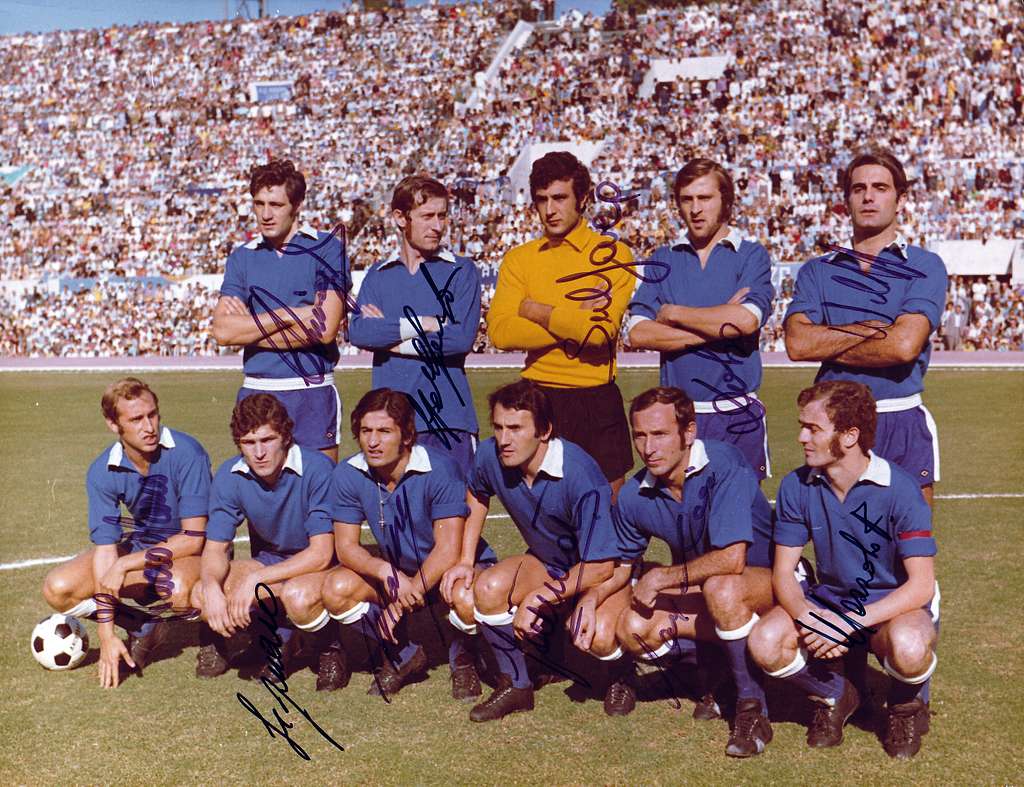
left=843, top=644, right=869, bottom=694
left=311, top=619, right=340, bottom=651
left=480, top=621, right=531, bottom=689
left=395, top=641, right=419, bottom=669
left=117, top=608, right=156, bottom=638
left=449, top=635, right=472, bottom=670
left=787, top=659, right=844, bottom=700
left=720, top=636, right=767, bottom=708
left=276, top=623, right=294, bottom=649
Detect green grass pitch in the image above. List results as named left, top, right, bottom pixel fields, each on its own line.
left=1, top=368, right=1022, bottom=785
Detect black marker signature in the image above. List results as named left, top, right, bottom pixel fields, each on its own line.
left=236, top=583, right=345, bottom=760
left=243, top=223, right=351, bottom=385
left=796, top=501, right=884, bottom=648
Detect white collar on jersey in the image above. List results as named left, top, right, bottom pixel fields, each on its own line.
left=808, top=450, right=891, bottom=487
left=377, top=248, right=457, bottom=269
left=670, top=226, right=744, bottom=252
left=638, top=438, right=710, bottom=489
left=827, top=234, right=909, bottom=262
left=244, top=223, right=319, bottom=250
left=535, top=438, right=565, bottom=479
left=107, top=427, right=175, bottom=468
left=346, top=443, right=432, bottom=476
left=231, top=441, right=304, bottom=477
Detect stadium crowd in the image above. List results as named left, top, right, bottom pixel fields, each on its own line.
left=1, top=0, right=1021, bottom=356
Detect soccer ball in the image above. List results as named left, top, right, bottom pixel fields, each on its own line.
left=31, top=614, right=89, bottom=670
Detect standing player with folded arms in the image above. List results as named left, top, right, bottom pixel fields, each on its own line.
left=212, top=159, right=349, bottom=462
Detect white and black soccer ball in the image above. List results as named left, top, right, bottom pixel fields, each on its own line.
left=31, top=613, right=89, bottom=671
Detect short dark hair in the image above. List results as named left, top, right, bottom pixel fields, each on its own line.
left=488, top=379, right=555, bottom=438
left=350, top=388, right=418, bottom=446
left=629, top=386, right=696, bottom=437
left=797, top=381, right=876, bottom=453
left=390, top=175, right=450, bottom=214
left=101, top=377, right=158, bottom=423
left=230, top=393, right=295, bottom=448
left=529, top=151, right=592, bottom=207
left=842, top=148, right=909, bottom=201
left=673, top=158, right=735, bottom=222
left=249, top=159, right=306, bottom=207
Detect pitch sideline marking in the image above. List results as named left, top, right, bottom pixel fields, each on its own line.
left=3, top=497, right=1022, bottom=572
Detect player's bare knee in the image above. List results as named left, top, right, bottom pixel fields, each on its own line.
left=451, top=583, right=475, bottom=622
left=321, top=569, right=359, bottom=613
left=748, top=613, right=790, bottom=668
left=590, top=612, right=618, bottom=656
left=42, top=569, right=77, bottom=610
left=472, top=569, right=509, bottom=614
left=887, top=626, right=933, bottom=674
left=279, top=580, right=317, bottom=620
left=616, top=608, right=651, bottom=653
left=702, top=573, right=746, bottom=624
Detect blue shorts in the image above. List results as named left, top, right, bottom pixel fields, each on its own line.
left=237, top=384, right=340, bottom=450
left=874, top=406, right=939, bottom=487
left=696, top=407, right=769, bottom=480
left=799, top=580, right=941, bottom=627
left=416, top=429, right=477, bottom=481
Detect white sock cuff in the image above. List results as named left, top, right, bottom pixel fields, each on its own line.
left=448, top=608, right=478, bottom=635
left=639, top=639, right=676, bottom=661
left=883, top=653, right=937, bottom=685
left=716, top=613, right=759, bottom=641
left=65, top=598, right=98, bottom=618
left=294, top=609, right=330, bottom=632
left=595, top=646, right=624, bottom=662
left=767, top=647, right=808, bottom=679
left=329, top=600, right=370, bottom=625
left=474, top=605, right=516, bottom=626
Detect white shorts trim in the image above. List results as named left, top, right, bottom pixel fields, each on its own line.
left=874, top=393, right=922, bottom=412
left=242, top=373, right=336, bottom=391
left=693, top=391, right=760, bottom=414
left=921, top=404, right=940, bottom=482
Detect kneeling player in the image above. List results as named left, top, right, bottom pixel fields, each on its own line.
left=614, top=387, right=775, bottom=757
left=460, top=380, right=633, bottom=722
left=42, top=377, right=209, bottom=688
left=191, top=394, right=345, bottom=689
left=322, top=388, right=496, bottom=700
left=748, top=381, right=938, bottom=758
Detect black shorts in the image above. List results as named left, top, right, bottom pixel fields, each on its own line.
left=536, top=380, right=634, bottom=481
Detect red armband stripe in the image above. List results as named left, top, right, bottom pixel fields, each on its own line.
left=898, top=530, right=932, bottom=540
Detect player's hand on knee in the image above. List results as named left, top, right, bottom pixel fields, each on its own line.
left=632, top=573, right=659, bottom=611
left=99, top=637, right=135, bottom=689
left=204, top=591, right=236, bottom=637
left=567, top=595, right=596, bottom=651
left=98, top=562, right=127, bottom=600
left=513, top=601, right=546, bottom=642
left=227, top=578, right=257, bottom=630
left=440, top=564, right=473, bottom=606
left=389, top=571, right=421, bottom=611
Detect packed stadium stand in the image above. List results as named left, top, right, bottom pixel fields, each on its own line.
left=1, top=0, right=1022, bottom=356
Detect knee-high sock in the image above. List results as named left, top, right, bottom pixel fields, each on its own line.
left=115, top=606, right=157, bottom=638
left=766, top=648, right=844, bottom=702
left=359, top=602, right=419, bottom=669
left=716, top=616, right=767, bottom=708
left=475, top=607, right=531, bottom=689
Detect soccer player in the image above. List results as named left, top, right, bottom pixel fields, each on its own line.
left=626, top=158, right=775, bottom=480
left=783, top=148, right=947, bottom=506
left=212, top=159, right=349, bottom=462
left=460, top=379, right=633, bottom=722
left=321, top=388, right=497, bottom=700
left=191, top=393, right=345, bottom=690
left=41, top=377, right=210, bottom=688
left=487, top=151, right=635, bottom=497
left=613, top=387, right=776, bottom=757
left=348, top=176, right=482, bottom=476
left=747, top=381, right=938, bottom=759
